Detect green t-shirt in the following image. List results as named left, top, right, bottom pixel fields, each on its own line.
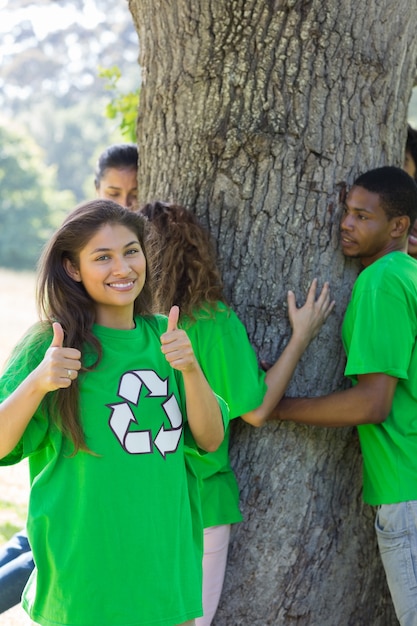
left=0, top=315, right=228, bottom=626
left=182, top=303, right=267, bottom=527
left=342, top=252, right=417, bottom=505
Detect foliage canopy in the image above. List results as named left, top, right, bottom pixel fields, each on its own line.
left=0, top=121, right=74, bottom=270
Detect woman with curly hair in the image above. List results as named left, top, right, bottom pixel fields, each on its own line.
left=140, top=200, right=334, bottom=626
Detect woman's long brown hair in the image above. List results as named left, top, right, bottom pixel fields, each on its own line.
left=36, top=199, right=153, bottom=454
left=140, top=202, right=226, bottom=320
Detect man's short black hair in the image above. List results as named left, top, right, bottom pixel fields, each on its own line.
left=354, top=166, right=417, bottom=226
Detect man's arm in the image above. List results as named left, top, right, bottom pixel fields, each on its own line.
left=274, top=373, right=398, bottom=427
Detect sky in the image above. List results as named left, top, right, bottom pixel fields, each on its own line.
left=0, top=0, right=415, bottom=124
left=0, top=0, right=109, bottom=66
left=0, top=0, right=138, bottom=93
left=0, top=0, right=104, bottom=40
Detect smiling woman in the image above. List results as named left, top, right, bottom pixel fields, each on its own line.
left=63, top=223, right=147, bottom=329
left=0, top=199, right=227, bottom=626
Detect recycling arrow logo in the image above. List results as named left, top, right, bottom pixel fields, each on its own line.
left=107, top=369, right=183, bottom=458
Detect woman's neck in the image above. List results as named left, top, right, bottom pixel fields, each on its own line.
left=94, top=307, right=136, bottom=330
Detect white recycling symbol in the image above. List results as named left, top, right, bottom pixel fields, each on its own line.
left=107, top=369, right=183, bottom=458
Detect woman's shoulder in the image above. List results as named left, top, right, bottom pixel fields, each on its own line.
left=1, top=321, right=51, bottom=378
left=183, top=302, right=246, bottom=337
left=203, top=301, right=242, bottom=325
left=181, top=301, right=228, bottom=327
left=10, top=321, right=52, bottom=355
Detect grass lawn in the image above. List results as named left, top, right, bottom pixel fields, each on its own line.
left=0, top=267, right=36, bottom=541
left=0, top=268, right=36, bottom=626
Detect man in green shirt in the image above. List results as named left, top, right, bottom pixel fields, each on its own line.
left=276, top=166, right=417, bottom=626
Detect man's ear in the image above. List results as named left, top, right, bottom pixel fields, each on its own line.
left=390, top=215, right=411, bottom=239
left=63, top=258, right=82, bottom=282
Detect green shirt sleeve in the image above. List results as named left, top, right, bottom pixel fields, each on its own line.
left=343, top=266, right=417, bottom=381
left=0, top=324, right=51, bottom=464
left=183, top=304, right=267, bottom=419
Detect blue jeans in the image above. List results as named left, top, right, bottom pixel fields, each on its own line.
left=375, top=502, right=417, bottom=626
left=0, top=529, right=34, bottom=613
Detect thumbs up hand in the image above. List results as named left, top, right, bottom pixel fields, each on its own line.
left=166, top=305, right=180, bottom=332
left=160, top=306, right=197, bottom=372
left=34, top=322, right=82, bottom=392
left=50, top=321, right=65, bottom=349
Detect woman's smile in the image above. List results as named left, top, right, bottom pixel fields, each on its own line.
left=106, top=279, right=136, bottom=290
left=65, top=223, right=146, bottom=328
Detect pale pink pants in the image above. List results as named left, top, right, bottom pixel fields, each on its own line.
left=196, top=524, right=231, bottom=626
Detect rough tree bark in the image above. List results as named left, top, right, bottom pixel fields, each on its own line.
left=128, top=1, right=417, bottom=624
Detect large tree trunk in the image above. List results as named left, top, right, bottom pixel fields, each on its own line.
left=129, top=1, right=417, bottom=623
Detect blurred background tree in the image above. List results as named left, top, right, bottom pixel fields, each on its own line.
left=0, top=0, right=140, bottom=269
left=99, top=65, right=139, bottom=143
left=0, top=120, right=73, bottom=269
